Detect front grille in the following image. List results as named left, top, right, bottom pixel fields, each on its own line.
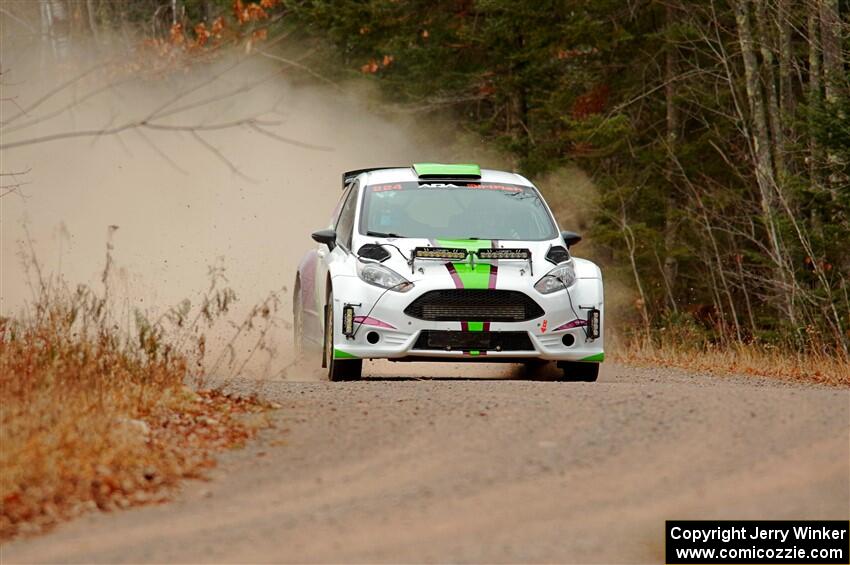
left=404, top=289, right=544, bottom=322
left=413, top=330, right=535, bottom=351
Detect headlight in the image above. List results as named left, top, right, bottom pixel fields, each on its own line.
left=533, top=262, right=576, bottom=294
left=356, top=261, right=414, bottom=292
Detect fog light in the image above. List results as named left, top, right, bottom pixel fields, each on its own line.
left=587, top=308, right=601, bottom=339
left=342, top=305, right=355, bottom=338
left=562, top=333, right=575, bottom=347
left=366, top=331, right=380, bottom=344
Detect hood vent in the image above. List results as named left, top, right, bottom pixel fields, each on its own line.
left=546, top=245, right=570, bottom=265
left=357, top=243, right=391, bottom=262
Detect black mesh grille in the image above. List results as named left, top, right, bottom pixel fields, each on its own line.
left=404, top=289, right=544, bottom=322
left=413, top=330, right=535, bottom=351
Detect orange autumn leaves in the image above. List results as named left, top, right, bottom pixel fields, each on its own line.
left=361, top=54, right=395, bottom=74
left=147, top=0, right=278, bottom=59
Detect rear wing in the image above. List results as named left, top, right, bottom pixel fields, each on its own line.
left=341, top=167, right=402, bottom=190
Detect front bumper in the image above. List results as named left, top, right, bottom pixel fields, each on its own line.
left=329, top=270, right=604, bottom=363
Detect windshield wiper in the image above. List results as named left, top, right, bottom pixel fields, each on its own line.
left=366, top=230, right=404, bottom=238
left=505, top=191, right=534, bottom=199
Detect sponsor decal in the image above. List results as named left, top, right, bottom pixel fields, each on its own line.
left=540, top=320, right=548, bottom=333
left=465, top=183, right=523, bottom=192
left=368, top=181, right=531, bottom=194
left=554, top=319, right=589, bottom=332
left=353, top=316, right=396, bottom=330
left=370, top=183, right=402, bottom=192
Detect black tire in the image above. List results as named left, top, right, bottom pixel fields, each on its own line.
left=522, top=359, right=550, bottom=379
left=324, top=291, right=362, bottom=381
left=557, top=361, right=600, bottom=382
left=293, top=280, right=304, bottom=359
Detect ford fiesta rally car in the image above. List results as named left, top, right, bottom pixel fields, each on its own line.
left=294, top=163, right=604, bottom=381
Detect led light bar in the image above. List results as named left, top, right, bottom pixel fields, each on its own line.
left=412, top=247, right=469, bottom=261
left=476, top=248, right=531, bottom=260
left=342, top=304, right=356, bottom=338
left=587, top=308, right=601, bottom=340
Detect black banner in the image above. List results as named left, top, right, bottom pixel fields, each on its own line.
left=666, top=521, right=849, bottom=564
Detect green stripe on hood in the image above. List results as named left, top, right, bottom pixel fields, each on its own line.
left=437, top=239, right=492, bottom=290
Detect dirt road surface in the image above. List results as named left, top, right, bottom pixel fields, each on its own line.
left=4, top=363, right=849, bottom=564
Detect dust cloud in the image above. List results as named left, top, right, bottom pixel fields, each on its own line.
left=0, top=44, right=502, bottom=377
left=1, top=42, right=601, bottom=379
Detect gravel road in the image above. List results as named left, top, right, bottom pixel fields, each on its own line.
left=4, top=362, right=849, bottom=564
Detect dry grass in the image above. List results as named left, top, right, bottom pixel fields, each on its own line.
left=617, top=335, right=850, bottom=387
left=0, top=267, right=274, bottom=540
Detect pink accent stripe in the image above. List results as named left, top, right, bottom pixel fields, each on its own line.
left=554, top=319, right=588, bottom=332
left=353, top=316, right=396, bottom=330
left=445, top=263, right=463, bottom=288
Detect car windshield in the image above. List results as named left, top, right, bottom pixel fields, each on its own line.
left=360, top=181, right=557, bottom=240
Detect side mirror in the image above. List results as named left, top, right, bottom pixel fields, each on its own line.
left=561, top=230, right=582, bottom=248
left=311, top=228, right=336, bottom=250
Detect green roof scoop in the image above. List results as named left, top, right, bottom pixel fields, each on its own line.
left=413, top=163, right=481, bottom=179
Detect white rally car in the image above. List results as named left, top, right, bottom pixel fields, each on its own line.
left=294, top=163, right=604, bottom=381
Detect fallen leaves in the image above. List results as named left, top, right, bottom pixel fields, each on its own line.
left=618, top=340, right=850, bottom=387
left=1, top=386, right=271, bottom=540
left=0, top=292, right=274, bottom=541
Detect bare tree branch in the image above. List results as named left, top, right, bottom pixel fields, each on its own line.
left=190, top=130, right=258, bottom=183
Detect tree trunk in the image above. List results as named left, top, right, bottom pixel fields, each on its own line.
left=620, top=207, right=652, bottom=341
left=754, top=0, right=785, bottom=177
left=39, top=0, right=71, bottom=63
left=819, top=0, right=842, bottom=103
left=203, top=0, right=214, bottom=22
left=818, top=0, right=843, bottom=201
left=778, top=0, right=795, bottom=119
left=699, top=197, right=743, bottom=342
left=86, top=0, right=100, bottom=44
left=734, top=0, right=796, bottom=325
left=808, top=0, right=823, bottom=185
left=662, top=1, right=680, bottom=313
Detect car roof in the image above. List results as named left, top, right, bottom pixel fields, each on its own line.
left=361, top=166, right=535, bottom=187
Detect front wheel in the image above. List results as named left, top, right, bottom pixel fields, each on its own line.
left=293, top=281, right=304, bottom=359
left=521, top=359, right=550, bottom=379
left=324, top=291, right=362, bottom=381
left=557, top=361, right=600, bottom=382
